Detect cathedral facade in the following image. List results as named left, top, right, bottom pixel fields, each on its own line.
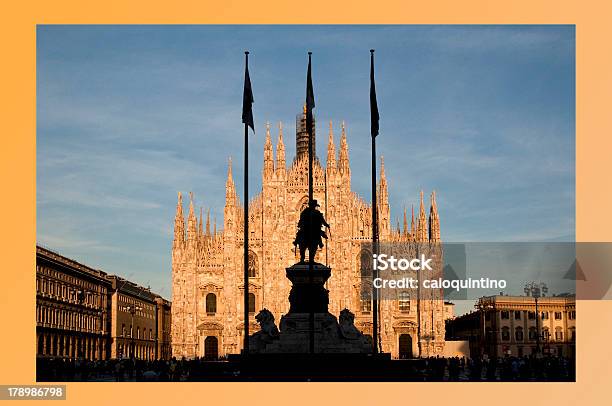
left=171, top=109, right=445, bottom=359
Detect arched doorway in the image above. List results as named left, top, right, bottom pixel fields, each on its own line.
left=399, top=334, right=413, bottom=359
left=204, top=336, right=218, bottom=360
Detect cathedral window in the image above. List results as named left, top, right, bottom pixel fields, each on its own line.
left=360, top=295, right=372, bottom=313
left=248, top=252, right=257, bottom=278
left=248, top=293, right=256, bottom=314
left=206, top=293, right=217, bottom=314
left=398, top=292, right=410, bottom=312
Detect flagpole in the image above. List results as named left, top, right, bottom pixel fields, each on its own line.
left=370, top=49, right=379, bottom=354
left=371, top=132, right=378, bottom=354
left=306, top=51, right=315, bottom=355
left=243, top=51, right=250, bottom=354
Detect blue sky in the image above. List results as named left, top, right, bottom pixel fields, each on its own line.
left=37, top=25, right=575, bottom=304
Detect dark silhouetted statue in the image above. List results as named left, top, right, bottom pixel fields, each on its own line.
left=293, top=199, right=330, bottom=264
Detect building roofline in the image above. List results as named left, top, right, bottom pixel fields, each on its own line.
left=37, top=244, right=171, bottom=303
left=37, top=244, right=110, bottom=283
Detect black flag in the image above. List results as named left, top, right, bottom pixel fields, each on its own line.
left=242, top=52, right=254, bottom=132
left=370, top=50, right=379, bottom=138
left=306, top=52, right=315, bottom=132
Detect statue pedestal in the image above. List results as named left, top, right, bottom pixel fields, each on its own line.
left=248, top=262, right=372, bottom=354
left=286, top=263, right=331, bottom=313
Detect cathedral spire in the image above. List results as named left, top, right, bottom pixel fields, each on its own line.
left=338, top=121, right=350, bottom=176
left=187, top=192, right=197, bottom=241
left=225, top=157, right=236, bottom=206
left=227, top=157, right=234, bottom=184
left=378, top=156, right=388, bottom=202
left=296, top=104, right=316, bottom=160
left=198, top=207, right=204, bottom=238
left=377, top=155, right=390, bottom=238
left=327, top=120, right=336, bottom=170
left=264, top=122, right=274, bottom=178
left=206, top=208, right=211, bottom=237
left=403, top=206, right=408, bottom=236
left=429, top=190, right=441, bottom=242
left=410, top=204, right=416, bottom=241
left=173, top=192, right=185, bottom=248
left=276, top=121, right=286, bottom=172
left=417, top=190, right=427, bottom=242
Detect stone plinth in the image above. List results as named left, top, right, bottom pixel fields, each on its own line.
left=247, top=262, right=372, bottom=354
left=286, top=263, right=331, bottom=313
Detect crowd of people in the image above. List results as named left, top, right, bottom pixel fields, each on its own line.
left=36, top=358, right=188, bottom=382
left=36, top=354, right=575, bottom=382
left=419, top=355, right=575, bottom=381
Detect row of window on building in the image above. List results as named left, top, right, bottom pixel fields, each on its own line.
left=202, top=292, right=255, bottom=314
left=494, top=310, right=576, bottom=321
left=201, top=291, right=414, bottom=316
left=494, top=326, right=576, bottom=342
left=359, top=292, right=411, bottom=313
left=120, top=324, right=155, bottom=340
left=37, top=274, right=102, bottom=308
left=37, top=305, right=101, bottom=332
left=36, top=246, right=172, bottom=361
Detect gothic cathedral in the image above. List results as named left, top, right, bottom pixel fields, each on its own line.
left=171, top=108, right=445, bottom=359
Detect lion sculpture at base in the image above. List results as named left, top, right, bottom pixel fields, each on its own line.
left=338, top=308, right=372, bottom=346
left=248, top=308, right=280, bottom=351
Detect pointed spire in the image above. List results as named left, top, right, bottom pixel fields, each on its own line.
left=431, top=190, right=438, bottom=212
left=227, top=157, right=233, bottom=183
left=417, top=190, right=428, bottom=242
left=339, top=121, right=350, bottom=175
left=276, top=121, right=286, bottom=171
left=206, top=209, right=211, bottom=236
left=173, top=192, right=185, bottom=247
left=213, top=216, right=217, bottom=237
left=188, top=192, right=194, bottom=217
left=429, top=190, right=440, bottom=242
left=198, top=207, right=204, bottom=237
left=403, top=206, right=408, bottom=236
left=265, top=121, right=272, bottom=143
left=264, top=122, right=274, bottom=177
left=376, top=155, right=390, bottom=238
left=327, top=120, right=336, bottom=170
left=225, top=157, right=236, bottom=206
left=378, top=155, right=388, bottom=204
left=410, top=204, right=416, bottom=240
left=187, top=192, right=197, bottom=241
